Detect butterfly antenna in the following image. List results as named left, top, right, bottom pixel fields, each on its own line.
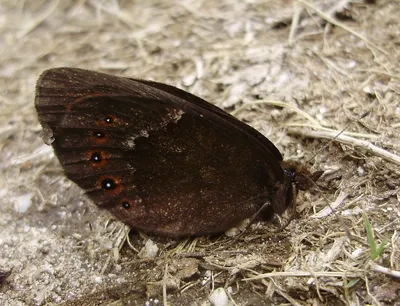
left=303, top=111, right=370, bottom=240
left=304, top=173, right=353, bottom=240
left=305, top=111, right=370, bottom=165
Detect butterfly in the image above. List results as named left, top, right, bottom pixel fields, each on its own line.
left=35, top=67, right=321, bottom=237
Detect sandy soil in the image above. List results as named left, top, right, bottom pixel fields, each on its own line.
left=0, top=0, right=399, bottom=305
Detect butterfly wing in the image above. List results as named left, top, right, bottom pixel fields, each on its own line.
left=35, top=67, right=286, bottom=237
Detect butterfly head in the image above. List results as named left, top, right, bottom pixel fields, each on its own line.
left=271, top=160, right=323, bottom=214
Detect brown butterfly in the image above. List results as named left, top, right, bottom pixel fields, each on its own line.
left=35, top=68, right=321, bottom=237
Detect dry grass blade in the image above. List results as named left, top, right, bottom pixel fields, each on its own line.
left=370, top=263, right=400, bottom=278
left=311, top=191, right=348, bottom=218
left=288, top=129, right=400, bottom=165
left=231, top=100, right=321, bottom=127
left=297, top=0, right=389, bottom=55
left=243, top=270, right=360, bottom=281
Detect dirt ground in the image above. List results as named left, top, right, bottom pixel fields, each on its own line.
left=1, top=0, right=399, bottom=305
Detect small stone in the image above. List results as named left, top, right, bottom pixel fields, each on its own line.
left=209, top=287, right=231, bottom=306
left=14, top=193, right=33, bottom=213
left=138, top=239, right=159, bottom=258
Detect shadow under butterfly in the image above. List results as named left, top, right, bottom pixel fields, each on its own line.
left=35, top=68, right=322, bottom=238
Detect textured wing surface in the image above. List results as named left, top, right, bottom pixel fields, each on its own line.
left=35, top=68, right=284, bottom=237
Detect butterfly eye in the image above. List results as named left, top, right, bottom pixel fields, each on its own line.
left=90, top=152, right=102, bottom=163
left=101, top=178, right=116, bottom=190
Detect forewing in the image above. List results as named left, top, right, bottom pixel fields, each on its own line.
left=35, top=67, right=284, bottom=237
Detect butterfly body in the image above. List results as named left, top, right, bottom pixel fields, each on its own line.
left=35, top=68, right=316, bottom=237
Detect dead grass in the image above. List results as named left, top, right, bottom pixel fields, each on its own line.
left=0, top=0, right=399, bottom=305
